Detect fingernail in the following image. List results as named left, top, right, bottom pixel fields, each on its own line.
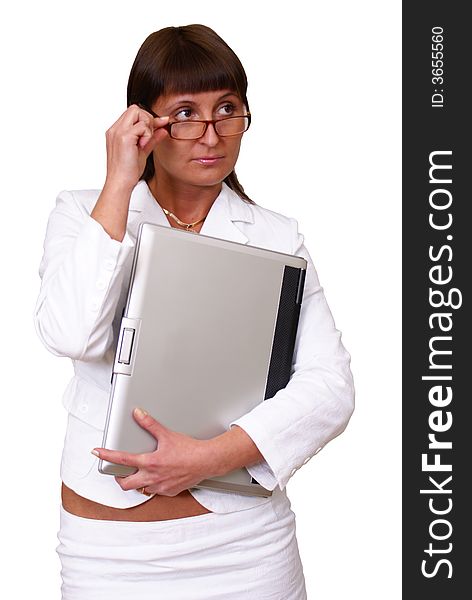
left=134, top=407, right=148, bottom=418
left=91, top=449, right=100, bottom=457
left=157, top=115, right=169, bottom=122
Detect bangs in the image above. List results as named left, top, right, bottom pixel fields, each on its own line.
left=159, top=48, right=243, bottom=99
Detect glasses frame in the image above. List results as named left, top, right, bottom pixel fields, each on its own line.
left=137, top=103, right=251, bottom=140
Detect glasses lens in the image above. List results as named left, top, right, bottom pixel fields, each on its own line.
left=171, top=122, right=207, bottom=140
left=215, top=116, right=249, bottom=136
left=170, top=116, right=250, bottom=139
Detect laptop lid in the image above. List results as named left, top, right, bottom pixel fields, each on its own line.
left=99, top=222, right=307, bottom=497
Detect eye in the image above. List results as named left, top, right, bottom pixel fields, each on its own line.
left=174, top=107, right=194, bottom=121
left=218, top=102, right=236, bottom=116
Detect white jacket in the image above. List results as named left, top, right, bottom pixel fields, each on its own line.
left=34, top=180, right=355, bottom=512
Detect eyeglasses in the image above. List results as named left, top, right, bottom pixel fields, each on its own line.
left=137, top=103, right=251, bottom=140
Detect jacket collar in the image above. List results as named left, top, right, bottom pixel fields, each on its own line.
left=128, top=180, right=253, bottom=245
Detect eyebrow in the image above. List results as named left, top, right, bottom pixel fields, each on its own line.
left=164, top=92, right=240, bottom=112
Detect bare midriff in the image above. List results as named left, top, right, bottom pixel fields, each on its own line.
left=61, top=483, right=212, bottom=522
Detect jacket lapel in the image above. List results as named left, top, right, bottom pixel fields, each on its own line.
left=127, top=180, right=253, bottom=245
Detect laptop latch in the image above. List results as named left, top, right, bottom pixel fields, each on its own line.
left=113, top=317, right=142, bottom=375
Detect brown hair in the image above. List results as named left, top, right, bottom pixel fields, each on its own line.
left=127, top=24, right=254, bottom=204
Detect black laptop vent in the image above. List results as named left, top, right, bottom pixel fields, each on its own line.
left=264, top=265, right=305, bottom=400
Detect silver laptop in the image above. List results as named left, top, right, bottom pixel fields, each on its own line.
left=99, top=222, right=307, bottom=497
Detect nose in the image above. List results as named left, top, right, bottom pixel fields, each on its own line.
left=198, top=121, right=220, bottom=146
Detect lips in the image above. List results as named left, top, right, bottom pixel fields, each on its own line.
left=193, top=156, right=224, bottom=165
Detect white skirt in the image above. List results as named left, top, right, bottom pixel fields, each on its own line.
left=56, top=488, right=307, bottom=600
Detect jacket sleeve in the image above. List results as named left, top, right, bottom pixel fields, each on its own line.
left=229, top=219, right=355, bottom=491
left=33, top=190, right=135, bottom=361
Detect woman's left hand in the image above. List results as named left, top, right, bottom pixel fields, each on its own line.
left=92, top=408, right=218, bottom=496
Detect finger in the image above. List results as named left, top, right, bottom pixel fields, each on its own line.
left=136, top=103, right=168, bottom=123
left=133, top=121, right=155, bottom=149
left=130, top=118, right=168, bottom=150
left=123, top=104, right=149, bottom=126
left=128, top=104, right=169, bottom=128
left=114, top=470, right=155, bottom=491
left=139, top=120, right=169, bottom=150
left=133, top=407, right=168, bottom=438
left=109, top=105, right=158, bottom=136
left=110, top=104, right=142, bottom=129
left=114, top=474, right=146, bottom=491
left=153, top=115, right=170, bottom=126
left=129, top=118, right=156, bottom=138
left=143, top=115, right=170, bottom=141
left=92, top=447, right=145, bottom=469
left=140, top=126, right=169, bottom=154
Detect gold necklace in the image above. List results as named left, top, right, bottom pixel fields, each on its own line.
left=161, top=207, right=206, bottom=231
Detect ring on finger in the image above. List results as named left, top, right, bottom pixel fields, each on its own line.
left=138, top=486, right=153, bottom=497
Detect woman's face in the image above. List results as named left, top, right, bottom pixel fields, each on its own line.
left=150, top=89, right=247, bottom=190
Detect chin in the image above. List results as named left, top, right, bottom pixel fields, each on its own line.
left=192, top=178, right=227, bottom=189
left=187, top=168, right=233, bottom=188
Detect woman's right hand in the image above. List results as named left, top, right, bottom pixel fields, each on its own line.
left=104, top=104, right=169, bottom=192
left=91, top=105, right=169, bottom=242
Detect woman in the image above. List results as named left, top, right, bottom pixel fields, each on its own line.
left=34, top=24, right=354, bottom=600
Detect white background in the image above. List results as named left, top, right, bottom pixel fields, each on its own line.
left=0, top=1, right=401, bottom=598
